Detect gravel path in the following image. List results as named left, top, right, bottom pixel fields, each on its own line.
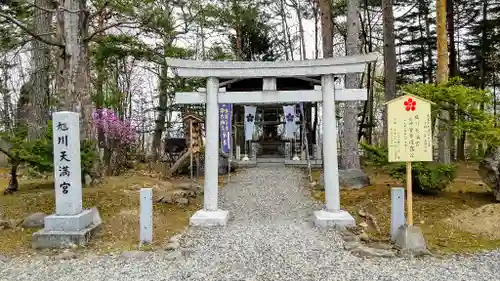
left=1, top=167, right=500, bottom=281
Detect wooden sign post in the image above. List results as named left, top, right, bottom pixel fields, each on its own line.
left=386, top=95, right=434, bottom=226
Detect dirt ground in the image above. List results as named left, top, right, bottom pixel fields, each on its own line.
left=445, top=204, right=500, bottom=240
left=0, top=167, right=208, bottom=256
left=2, top=163, right=498, bottom=256
left=311, top=163, right=500, bottom=254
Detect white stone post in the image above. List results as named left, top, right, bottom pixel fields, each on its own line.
left=140, top=188, right=153, bottom=244
left=32, top=111, right=102, bottom=249
left=189, top=77, right=229, bottom=227
left=313, top=75, right=355, bottom=228
left=391, top=187, right=405, bottom=241
left=53, top=112, right=83, bottom=215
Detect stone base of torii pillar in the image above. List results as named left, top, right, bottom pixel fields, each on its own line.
left=190, top=209, right=229, bottom=227
left=313, top=210, right=355, bottom=228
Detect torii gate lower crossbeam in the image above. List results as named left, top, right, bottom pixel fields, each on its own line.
left=167, top=53, right=378, bottom=228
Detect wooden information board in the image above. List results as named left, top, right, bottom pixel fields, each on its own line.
left=386, top=95, right=434, bottom=226
left=387, top=95, right=433, bottom=162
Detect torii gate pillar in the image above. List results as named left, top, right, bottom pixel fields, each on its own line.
left=189, top=77, right=230, bottom=226
left=312, top=74, right=355, bottom=227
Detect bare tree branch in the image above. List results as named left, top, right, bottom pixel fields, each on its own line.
left=18, top=0, right=80, bottom=13
left=0, top=12, right=64, bottom=47
left=85, top=20, right=137, bottom=41
left=89, top=1, right=110, bottom=20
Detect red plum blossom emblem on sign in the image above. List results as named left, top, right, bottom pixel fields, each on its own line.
left=404, top=98, right=416, bottom=112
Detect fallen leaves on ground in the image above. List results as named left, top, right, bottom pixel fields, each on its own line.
left=310, top=163, right=500, bottom=254
left=0, top=171, right=202, bottom=256
left=444, top=204, right=500, bottom=240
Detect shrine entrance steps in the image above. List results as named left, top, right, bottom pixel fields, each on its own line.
left=235, top=158, right=323, bottom=168
left=257, top=157, right=286, bottom=168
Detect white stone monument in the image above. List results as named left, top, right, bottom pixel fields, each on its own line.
left=32, top=111, right=102, bottom=248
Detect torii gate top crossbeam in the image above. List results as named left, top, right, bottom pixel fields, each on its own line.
left=166, top=53, right=378, bottom=78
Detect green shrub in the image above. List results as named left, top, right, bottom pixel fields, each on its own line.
left=3, top=120, right=97, bottom=176
left=360, top=142, right=389, bottom=168
left=360, top=142, right=457, bottom=194
left=389, top=162, right=457, bottom=194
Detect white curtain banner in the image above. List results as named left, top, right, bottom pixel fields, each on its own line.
left=283, top=105, right=297, bottom=139
left=244, top=106, right=257, bottom=141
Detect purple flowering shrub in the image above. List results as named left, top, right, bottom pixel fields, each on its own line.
left=92, top=108, right=137, bottom=145
left=92, top=108, right=137, bottom=175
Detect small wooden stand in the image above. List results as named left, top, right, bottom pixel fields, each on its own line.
left=165, top=113, right=203, bottom=179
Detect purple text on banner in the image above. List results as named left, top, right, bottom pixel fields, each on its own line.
left=219, top=104, right=232, bottom=153
left=299, top=103, right=304, bottom=118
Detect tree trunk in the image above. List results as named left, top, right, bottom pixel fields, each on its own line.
left=56, top=0, right=99, bottom=177
left=447, top=0, right=458, bottom=77
left=29, top=0, right=54, bottom=140
left=341, top=0, right=361, bottom=169
left=281, top=0, right=295, bottom=60
left=152, top=63, right=169, bottom=161
left=457, top=131, right=466, bottom=160
left=446, top=0, right=457, bottom=160
left=3, top=164, right=19, bottom=195
left=3, top=81, right=31, bottom=194
left=436, top=0, right=451, bottom=164
left=318, top=0, right=333, bottom=59
left=294, top=2, right=307, bottom=60
left=278, top=0, right=290, bottom=60
left=358, top=4, right=372, bottom=143
left=94, top=11, right=108, bottom=171
left=477, top=0, right=488, bottom=156
left=436, top=0, right=449, bottom=85
left=424, top=4, right=434, bottom=84
left=368, top=61, right=376, bottom=144
left=316, top=0, right=333, bottom=158
left=382, top=0, right=397, bottom=145
left=417, top=4, right=427, bottom=82
left=1, top=55, right=12, bottom=132
left=479, top=0, right=488, bottom=90
left=313, top=0, right=319, bottom=59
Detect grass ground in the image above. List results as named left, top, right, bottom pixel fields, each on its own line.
left=0, top=168, right=217, bottom=256
left=2, top=163, right=496, bottom=256
left=310, top=163, right=500, bottom=255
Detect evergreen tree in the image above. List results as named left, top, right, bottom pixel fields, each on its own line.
left=227, top=5, right=277, bottom=61
left=462, top=0, right=500, bottom=89
left=394, top=0, right=436, bottom=84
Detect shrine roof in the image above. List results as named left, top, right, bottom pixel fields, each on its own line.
left=182, top=113, right=203, bottom=122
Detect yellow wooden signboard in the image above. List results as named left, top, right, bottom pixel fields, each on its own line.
left=386, top=94, right=434, bottom=226
left=387, top=95, right=433, bottom=163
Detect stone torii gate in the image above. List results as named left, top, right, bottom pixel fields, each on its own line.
left=167, top=53, right=378, bottom=228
